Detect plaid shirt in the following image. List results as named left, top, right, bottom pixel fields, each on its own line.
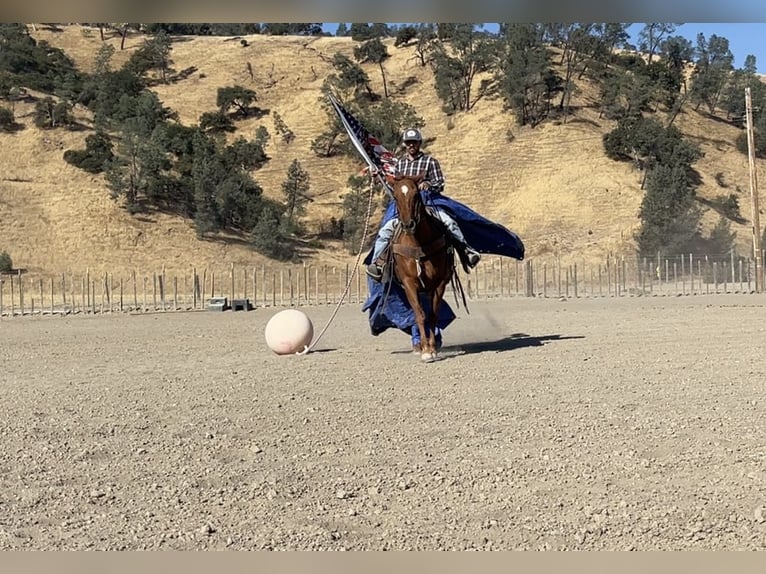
left=395, top=151, right=445, bottom=194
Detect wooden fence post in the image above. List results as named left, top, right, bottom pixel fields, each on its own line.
left=18, top=269, right=24, bottom=315
left=230, top=263, right=235, bottom=303
left=261, top=265, right=267, bottom=307
left=713, top=262, right=718, bottom=293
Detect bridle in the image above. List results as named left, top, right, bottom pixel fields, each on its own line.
left=396, top=180, right=423, bottom=234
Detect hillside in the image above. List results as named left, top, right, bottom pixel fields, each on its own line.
left=0, top=24, right=762, bottom=278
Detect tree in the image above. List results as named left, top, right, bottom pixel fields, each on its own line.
left=341, top=174, right=374, bottom=253
left=689, top=33, right=734, bottom=114
left=125, top=29, right=173, bottom=83
left=0, top=24, right=82, bottom=95
left=199, top=110, right=235, bottom=134
left=636, top=163, right=700, bottom=257
left=251, top=208, right=291, bottom=260
left=349, top=23, right=389, bottom=41
left=191, top=131, right=225, bottom=235
left=63, top=130, right=114, bottom=173
left=220, top=136, right=268, bottom=172
left=216, top=85, right=258, bottom=117
left=429, top=24, right=498, bottom=112
left=272, top=111, right=294, bottom=142
left=103, top=90, right=175, bottom=211
left=0, top=107, right=17, bottom=131
left=329, top=53, right=374, bottom=100
left=33, top=96, right=73, bottom=128
left=0, top=250, right=12, bottom=273
left=394, top=26, right=417, bottom=47
left=105, top=122, right=169, bottom=212
left=261, top=23, right=322, bottom=36
left=637, top=23, right=681, bottom=63
left=544, top=23, right=596, bottom=116
left=708, top=215, right=737, bottom=258
left=282, top=159, right=311, bottom=229
left=603, top=115, right=701, bottom=173
left=591, top=23, right=631, bottom=61
left=354, top=38, right=390, bottom=97
left=359, top=98, right=424, bottom=151
left=254, top=125, right=270, bottom=148
left=496, top=23, right=553, bottom=126
left=412, top=24, right=438, bottom=66
left=721, top=55, right=765, bottom=124
left=93, top=43, right=115, bottom=75
left=214, top=172, right=265, bottom=231
left=79, top=68, right=144, bottom=129
left=735, top=109, right=766, bottom=158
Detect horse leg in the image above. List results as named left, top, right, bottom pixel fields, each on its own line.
left=426, top=282, right=448, bottom=359
left=402, top=280, right=433, bottom=362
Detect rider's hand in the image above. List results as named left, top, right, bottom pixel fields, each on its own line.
left=418, top=181, right=430, bottom=191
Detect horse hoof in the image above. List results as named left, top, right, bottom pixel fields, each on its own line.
left=421, top=352, right=436, bottom=363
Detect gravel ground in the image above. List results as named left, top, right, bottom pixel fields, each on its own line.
left=1, top=294, right=766, bottom=550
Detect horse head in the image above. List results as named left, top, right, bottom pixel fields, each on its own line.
left=388, top=172, right=425, bottom=234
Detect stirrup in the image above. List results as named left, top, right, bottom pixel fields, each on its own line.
left=466, top=249, right=481, bottom=268
left=365, top=263, right=383, bottom=281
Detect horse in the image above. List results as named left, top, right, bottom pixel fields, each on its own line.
left=386, top=172, right=455, bottom=362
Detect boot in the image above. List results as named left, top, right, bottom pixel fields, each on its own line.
left=456, top=243, right=481, bottom=268
left=365, top=262, right=383, bottom=281
left=465, top=246, right=481, bottom=268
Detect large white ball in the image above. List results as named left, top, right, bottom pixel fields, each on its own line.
left=264, top=309, right=314, bottom=355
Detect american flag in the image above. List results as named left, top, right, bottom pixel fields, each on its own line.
left=328, top=95, right=397, bottom=179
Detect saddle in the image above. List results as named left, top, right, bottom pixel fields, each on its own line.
left=376, top=210, right=472, bottom=285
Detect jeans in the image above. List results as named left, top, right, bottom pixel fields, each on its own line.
left=372, top=209, right=467, bottom=261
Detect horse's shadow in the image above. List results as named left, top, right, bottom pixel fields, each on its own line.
left=438, top=332, right=584, bottom=357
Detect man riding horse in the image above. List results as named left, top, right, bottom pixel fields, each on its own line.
left=358, top=126, right=525, bottom=353
left=365, top=127, right=482, bottom=282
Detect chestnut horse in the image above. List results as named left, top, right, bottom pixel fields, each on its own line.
left=387, top=173, right=454, bottom=362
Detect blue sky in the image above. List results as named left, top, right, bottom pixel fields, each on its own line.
left=667, top=23, right=766, bottom=71
left=322, top=23, right=766, bottom=73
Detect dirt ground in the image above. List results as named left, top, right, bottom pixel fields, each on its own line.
left=1, top=293, right=766, bottom=550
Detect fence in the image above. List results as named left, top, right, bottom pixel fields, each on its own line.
left=0, top=253, right=763, bottom=318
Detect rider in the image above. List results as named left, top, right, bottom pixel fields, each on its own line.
left=365, top=127, right=482, bottom=281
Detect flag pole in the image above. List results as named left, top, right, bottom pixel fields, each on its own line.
left=327, top=94, right=394, bottom=200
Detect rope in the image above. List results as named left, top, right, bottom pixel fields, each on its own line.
left=296, top=172, right=379, bottom=355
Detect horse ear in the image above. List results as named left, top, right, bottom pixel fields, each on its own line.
left=385, top=174, right=396, bottom=185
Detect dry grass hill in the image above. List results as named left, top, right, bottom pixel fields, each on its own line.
left=1, top=24, right=762, bottom=278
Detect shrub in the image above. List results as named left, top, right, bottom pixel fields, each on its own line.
left=0, top=107, right=16, bottom=131
left=63, top=131, right=114, bottom=173
left=0, top=251, right=12, bottom=273
left=713, top=193, right=742, bottom=221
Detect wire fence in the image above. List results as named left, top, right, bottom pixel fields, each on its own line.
left=0, top=253, right=763, bottom=318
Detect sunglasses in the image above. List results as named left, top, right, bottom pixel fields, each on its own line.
left=404, top=140, right=420, bottom=145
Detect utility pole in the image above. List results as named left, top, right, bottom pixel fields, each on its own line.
left=745, top=87, right=763, bottom=293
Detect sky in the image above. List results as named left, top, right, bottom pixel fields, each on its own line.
left=322, top=22, right=766, bottom=73
left=665, top=23, right=766, bottom=71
